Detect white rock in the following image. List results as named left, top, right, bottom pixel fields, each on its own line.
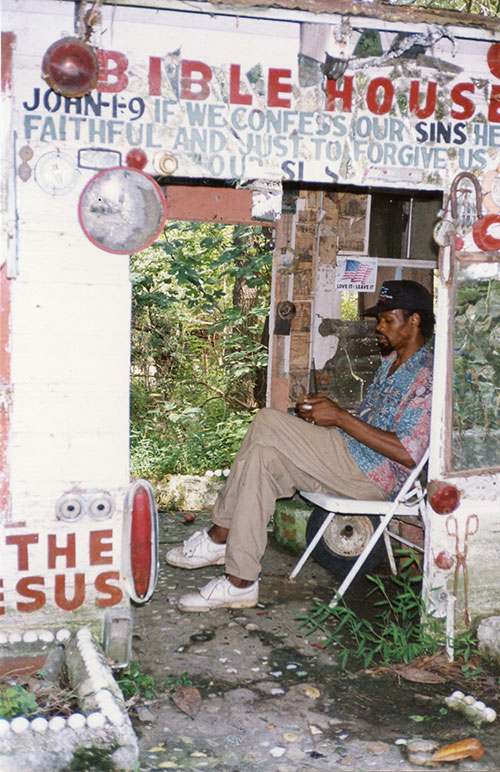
left=23, top=630, right=38, bottom=643
left=484, top=708, right=497, bottom=722
left=269, top=746, right=286, bottom=758
left=11, top=716, right=30, bottom=734
left=451, top=690, right=465, bottom=700
left=8, top=632, right=22, bottom=644
left=0, top=633, right=8, bottom=645
left=56, top=628, right=71, bottom=643
left=48, top=716, right=66, bottom=732
left=31, top=717, right=49, bottom=733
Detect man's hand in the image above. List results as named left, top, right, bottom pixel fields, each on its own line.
left=295, top=395, right=345, bottom=427
left=296, top=394, right=415, bottom=467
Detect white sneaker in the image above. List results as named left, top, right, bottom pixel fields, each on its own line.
left=177, top=575, right=259, bottom=612
left=165, top=529, right=226, bottom=569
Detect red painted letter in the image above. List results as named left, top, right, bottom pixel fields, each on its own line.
left=451, top=83, right=475, bottom=120
left=268, top=69, right=292, bottom=108
left=95, top=571, right=123, bottom=608
left=149, top=56, right=162, bottom=96
left=6, top=534, right=38, bottom=571
left=16, top=576, right=45, bottom=612
left=55, top=573, right=85, bottom=611
left=230, top=64, right=252, bottom=105
left=0, top=579, right=4, bottom=615
left=325, top=76, right=353, bottom=112
left=89, top=530, right=113, bottom=565
left=97, top=50, right=129, bottom=93
left=48, top=533, right=76, bottom=569
left=366, top=77, right=394, bottom=115
left=180, top=60, right=212, bottom=100
left=489, top=85, right=500, bottom=123
left=409, top=80, right=437, bottom=119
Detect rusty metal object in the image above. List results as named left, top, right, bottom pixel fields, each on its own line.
left=446, top=513, right=479, bottom=628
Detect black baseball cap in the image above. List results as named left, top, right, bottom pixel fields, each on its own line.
left=363, top=280, right=433, bottom=316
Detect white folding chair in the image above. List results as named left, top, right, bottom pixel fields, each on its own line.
left=289, top=448, right=429, bottom=606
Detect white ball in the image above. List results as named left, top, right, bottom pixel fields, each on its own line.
left=0, top=719, right=11, bottom=737
left=11, top=716, right=29, bottom=734
left=31, top=717, right=48, bottom=733
left=86, top=711, right=106, bottom=729
left=38, top=630, right=55, bottom=643
left=68, top=713, right=86, bottom=730
left=48, top=716, right=66, bottom=732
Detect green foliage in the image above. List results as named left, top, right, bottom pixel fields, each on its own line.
left=115, top=663, right=157, bottom=700
left=453, top=274, right=500, bottom=468
left=64, top=746, right=118, bottom=772
left=130, top=222, right=272, bottom=479
left=390, top=0, right=500, bottom=16
left=162, top=671, right=193, bottom=692
left=299, top=557, right=478, bottom=671
left=0, top=684, right=38, bottom=718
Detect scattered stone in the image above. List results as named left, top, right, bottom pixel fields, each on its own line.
left=339, top=755, right=357, bottom=766
left=269, top=746, right=286, bottom=757
left=136, top=705, right=155, bottom=723
left=301, top=685, right=320, bottom=699
left=366, top=741, right=389, bottom=754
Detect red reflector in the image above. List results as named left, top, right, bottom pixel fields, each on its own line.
left=428, top=480, right=461, bottom=514
left=130, top=485, right=152, bottom=599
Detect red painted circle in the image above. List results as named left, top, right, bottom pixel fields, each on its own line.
left=455, top=235, right=464, bottom=251
left=130, top=485, right=152, bottom=599
left=487, top=43, right=500, bottom=79
left=126, top=148, right=148, bottom=170
left=472, top=214, right=500, bottom=252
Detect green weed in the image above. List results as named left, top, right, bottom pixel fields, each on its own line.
left=115, top=663, right=157, bottom=700
left=162, top=671, right=193, bottom=692
left=299, top=557, right=479, bottom=671
left=0, top=684, right=38, bottom=719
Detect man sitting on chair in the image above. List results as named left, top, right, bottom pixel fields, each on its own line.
left=166, top=280, right=434, bottom=612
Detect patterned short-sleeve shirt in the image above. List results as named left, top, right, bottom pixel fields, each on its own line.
left=342, top=344, right=433, bottom=498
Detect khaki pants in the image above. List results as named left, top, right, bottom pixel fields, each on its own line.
left=212, top=408, right=386, bottom=581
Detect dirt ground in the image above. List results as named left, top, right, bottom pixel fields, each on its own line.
left=131, top=510, right=500, bottom=772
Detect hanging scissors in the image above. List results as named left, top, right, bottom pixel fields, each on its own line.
left=446, top=514, right=479, bottom=629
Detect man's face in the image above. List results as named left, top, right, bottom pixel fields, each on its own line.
left=375, top=309, right=416, bottom=354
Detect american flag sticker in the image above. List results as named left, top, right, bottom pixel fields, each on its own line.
left=335, top=257, right=377, bottom=292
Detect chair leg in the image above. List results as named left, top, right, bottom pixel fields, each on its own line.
left=383, top=530, right=397, bottom=576
left=288, top=512, right=335, bottom=580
